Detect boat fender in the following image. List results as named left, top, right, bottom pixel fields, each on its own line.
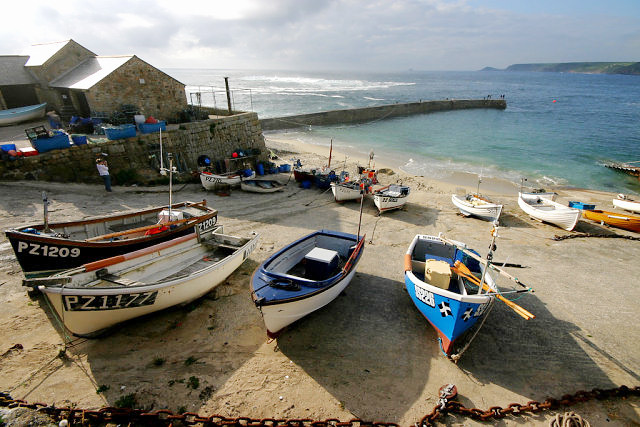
left=23, top=228, right=40, bottom=235
left=404, top=253, right=412, bottom=272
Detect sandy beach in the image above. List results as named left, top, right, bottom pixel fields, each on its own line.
left=0, top=134, right=639, bottom=426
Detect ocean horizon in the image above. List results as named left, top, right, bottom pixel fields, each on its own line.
left=166, top=68, right=640, bottom=194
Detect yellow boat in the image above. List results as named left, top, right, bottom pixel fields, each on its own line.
left=582, top=209, right=640, bottom=233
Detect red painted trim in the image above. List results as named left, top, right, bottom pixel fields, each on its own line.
left=83, top=233, right=197, bottom=272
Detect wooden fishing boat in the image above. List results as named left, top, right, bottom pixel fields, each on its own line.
left=331, top=181, right=366, bottom=202
left=582, top=209, right=640, bottom=233
left=373, top=184, right=410, bottom=213
left=5, top=200, right=218, bottom=278
left=24, top=226, right=259, bottom=336
left=612, top=194, right=640, bottom=214
left=405, top=230, right=534, bottom=359
left=251, top=230, right=365, bottom=338
left=0, top=103, right=47, bottom=126
left=404, top=234, right=496, bottom=356
left=240, top=179, right=285, bottom=193
left=517, top=192, right=580, bottom=231
left=519, top=190, right=556, bottom=202
left=200, top=170, right=255, bottom=189
left=451, top=194, right=503, bottom=222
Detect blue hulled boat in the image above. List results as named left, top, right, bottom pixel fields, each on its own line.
left=404, top=234, right=496, bottom=357
left=251, top=229, right=365, bottom=338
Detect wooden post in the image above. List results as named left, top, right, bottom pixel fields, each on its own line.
left=224, top=77, right=232, bottom=115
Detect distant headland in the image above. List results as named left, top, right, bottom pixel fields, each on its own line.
left=481, top=62, right=640, bottom=75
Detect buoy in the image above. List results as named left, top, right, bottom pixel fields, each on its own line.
left=552, top=99, right=557, bottom=103
left=232, top=152, right=238, bottom=158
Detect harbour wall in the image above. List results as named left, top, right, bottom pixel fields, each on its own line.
left=0, top=112, right=268, bottom=185
left=259, top=99, right=506, bottom=131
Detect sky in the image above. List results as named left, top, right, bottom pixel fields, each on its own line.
left=1, top=0, right=639, bottom=72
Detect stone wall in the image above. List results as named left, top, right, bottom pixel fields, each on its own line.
left=86, top=57, right=187, bottom=121
left=260, top=99, right=507, bottom=130
left=0, top=113, right=267, bottom=185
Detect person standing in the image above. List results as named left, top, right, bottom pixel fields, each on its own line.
left=96, top=158, right=112, bottom=192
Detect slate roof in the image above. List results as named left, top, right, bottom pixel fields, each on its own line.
left=0, top=56, right=37, bottom=85
left=48, top=56, right=134, bottom=89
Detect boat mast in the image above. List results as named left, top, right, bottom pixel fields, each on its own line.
left=42, top=191, right=51, bottom=233
left=477, top=223, right=499, bottom=295
left=328, top=138, right=333, bottom=168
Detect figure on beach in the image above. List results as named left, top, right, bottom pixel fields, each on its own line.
left=96, top=158, right=112, bottom=192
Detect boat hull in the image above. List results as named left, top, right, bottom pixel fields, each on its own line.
left=613, top=198, right=640, bottom=214
left=331, top=182, right=363, bottom=201
left=583, top=210, right=640, bottom=233
left=38, top=229, right=259, bottom=336
left=240, top=179, right=285, bottom=193
left=200, top=171, right=255, bottom=189
left=251, top=230, right=364, bottom=337
left=404, top=234, right=495, bottom=356
left=451, top=194, right=503, bottom=222
left=373, top=185, right=410, bottom=213
left=0, top=103, right=47, bottom=126
left=518, top=193, right=580, bottom=231
left=5, top=201, right=218, bottom=277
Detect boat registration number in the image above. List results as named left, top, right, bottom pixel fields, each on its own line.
left=203, top=175, right=222, bottom=184
left=381, top=197, right=398, bottom=203
left=17, top=242, right=80, bottom=258
left=197, top=217, right=217, bottom=232
left=63, top=292, right=158, bottom=311
left=414, top=285, right=435, bottom=307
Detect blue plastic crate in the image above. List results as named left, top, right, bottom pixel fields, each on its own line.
left=139, top=121, right=166, bottom=134
left=568, top=201, right=596, bottom=210
left=32, top=133, right=70, bottom=153
left=104, top=124, right=136, bottom=140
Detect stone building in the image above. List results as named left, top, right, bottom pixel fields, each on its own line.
left=0, top=40, right=187, bottom=121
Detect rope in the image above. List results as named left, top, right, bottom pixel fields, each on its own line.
left=549, top=411, right=591, bottom=427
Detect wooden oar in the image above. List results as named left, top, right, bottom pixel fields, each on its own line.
left=85, top=216, right=199, bottom=242
left=438, top=234, right=529, bottom=289
left=342, top=234, right=366, bottom=274
left=452, top=260, right=535, bottom=320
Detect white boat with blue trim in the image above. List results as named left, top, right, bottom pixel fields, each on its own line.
left=251, top=229, right=365, bottom=338
left=0, top=103, right=47, bottom=126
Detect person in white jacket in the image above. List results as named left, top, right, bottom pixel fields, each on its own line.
left=96, top=158, right=112, bottom=192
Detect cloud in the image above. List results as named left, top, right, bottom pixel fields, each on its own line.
left=1, top=0, right=638, bottom=71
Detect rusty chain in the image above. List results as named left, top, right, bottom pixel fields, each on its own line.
left=1, top=385, right=638, bottom=426
left=418, top=385, right=639, bottom=426
left=553, top=233, right=640, bottom=241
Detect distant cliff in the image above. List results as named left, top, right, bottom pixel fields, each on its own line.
left=481, top=62, right=640, bottom=75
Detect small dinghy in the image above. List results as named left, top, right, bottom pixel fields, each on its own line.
left=251, top=230, right=365, bottom=338
left=0, top=103, right=46, bottom=126
left=518, top=192, right=581, bottom=231
left=331, top=181, right=366, bottom=202
left=612, top=194, right=640, bottom=214
left=582, top=209, right=640, bottom=233
left=451, top=194, right=503, bottom=222
left=24, top=226, right=260, bottom=336
left=240, top=179, right=285, bottom=193
left=373, top=184, right=410, bottom=213
left=5, top=198, right=218, bottom=278
left=404, top=228, right=534, bottom=359
left=200, top=170, right=255, bottom=189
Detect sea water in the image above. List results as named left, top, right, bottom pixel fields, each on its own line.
left=167, top=69, right=640, bottom=194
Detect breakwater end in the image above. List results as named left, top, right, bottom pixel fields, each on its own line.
left=260, top=99, right=506, bottom=131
